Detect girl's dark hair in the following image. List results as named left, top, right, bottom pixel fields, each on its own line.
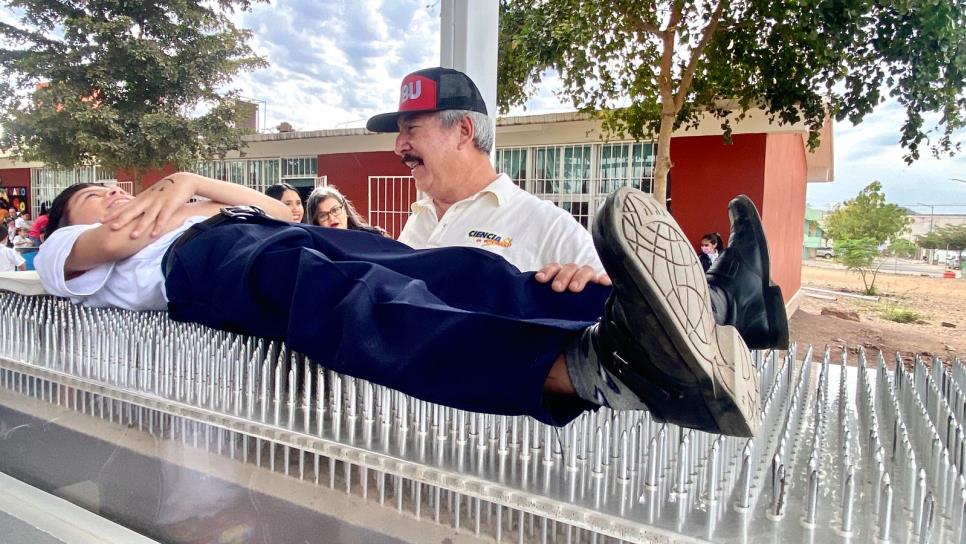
left=46, top=183, right=103, bottom=239
left=701, top=232, right=725, bottom=250
left=265, top=183, right=298, bottom=201
left=306, top=185, right=385, bottom=235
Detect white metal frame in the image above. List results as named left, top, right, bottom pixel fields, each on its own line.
left=367, top=175, right=418, bottom=239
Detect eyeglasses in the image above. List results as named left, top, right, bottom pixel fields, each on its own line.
left=316, top=203, right=344, bottom=222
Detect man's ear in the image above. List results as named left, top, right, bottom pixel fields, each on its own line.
left=456, top=115, right=475, bottom=150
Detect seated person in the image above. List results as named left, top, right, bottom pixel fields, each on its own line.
left=698, top=232, right=724, bottom=272
left=306, top=185, right=387, bottom=235
left=0, top=225, right=26, bottom=271
left=264, top=183, right=304, bottom=223
left=12, top=227, right=33, bottom=248
left=35, top=172, right=788, bottom=437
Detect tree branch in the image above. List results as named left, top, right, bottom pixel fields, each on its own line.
left=666, top=0, right=685, bottom=31
left=615, top=3, right=660, bottom=37
left=674, top=0, right=726, bottom=111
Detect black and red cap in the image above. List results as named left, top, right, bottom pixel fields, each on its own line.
left=366, top=67, right=488, bottom=133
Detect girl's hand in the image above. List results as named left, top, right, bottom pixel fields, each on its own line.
left=103, top=173, right=199, bottom=238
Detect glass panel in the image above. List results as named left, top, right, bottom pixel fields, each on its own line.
left=599, top=144, right=628, bottom=194
left=533, top=147, right=559, bottom=194
left=561, top=145, right=590, bottom=194
left=281, top=157, right=316, bottom=178
left=597, top=142, right=655, bottom=194
left=496, top=148, right=527, bottom=188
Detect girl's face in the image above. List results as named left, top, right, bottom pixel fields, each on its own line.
left=315, top=197, right=347, bottom=229
left=701, top=239, right=717, bottom=254
left=66, top=186, right=134, bottom=225
left=281, top=189, right=304, bottom=222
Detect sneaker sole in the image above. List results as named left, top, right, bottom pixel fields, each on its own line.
left=729, top=196, right=790, bottom=350
left=595, top=188, right=759, bottom=436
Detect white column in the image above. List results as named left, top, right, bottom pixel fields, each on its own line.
left=440, top=0, right=499, bottom=155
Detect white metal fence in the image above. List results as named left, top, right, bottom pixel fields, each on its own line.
left=367, top=176, right=418, bottom=239
left=29, top=167, right=132, bottom=217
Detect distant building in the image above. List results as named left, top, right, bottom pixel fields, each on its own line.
left=901, top=212, right=966, bottom=242
left=802, top=207, right=829, bottom=259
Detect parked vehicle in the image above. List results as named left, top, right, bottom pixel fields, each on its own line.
left=816, top=247, right=835, bottom=259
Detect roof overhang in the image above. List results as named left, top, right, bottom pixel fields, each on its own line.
left=0, top=156, right=44, bottom=169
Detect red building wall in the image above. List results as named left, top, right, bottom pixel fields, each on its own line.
left=670, top=134, right=767, bottom=248
left=668, top=132, right=804, bottom=303
left=115, top=164, right=178, bottom=192
left=0, top=168, right=31, bottom=188
left=316, top=151, right=411, bottom=221
left=761, top=133, right=807, bottom=301
left=0, top=167, right=33, bottom=213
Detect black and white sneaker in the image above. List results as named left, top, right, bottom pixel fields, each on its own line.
left=591, top=187, right=759, bottom=437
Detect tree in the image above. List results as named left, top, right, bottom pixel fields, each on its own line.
left=823, top=182, right=910, bottom=246
left=497, top=0, right=966, bottom=207
left=887, top=239, right=917, bottom=259
left=834, top=238, right=882, bottom=295
left=918, top=224, right=966, bottom=251
left=0, top=0, right=266, bottom=189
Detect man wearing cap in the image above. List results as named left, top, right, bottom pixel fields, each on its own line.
left=366, top=67, right=788, bottom=351
left=367, top=67, right=606, bottom=293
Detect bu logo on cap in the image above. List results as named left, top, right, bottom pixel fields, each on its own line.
left=397, top=75, right=436, bottom=111
left=401, top=80, right=421, bottom=102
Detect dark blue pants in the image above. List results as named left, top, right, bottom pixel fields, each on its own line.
left=163, top=219, right=611, bottom=424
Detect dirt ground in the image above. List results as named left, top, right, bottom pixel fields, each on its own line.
left=790, top=265, right=966, bottom=364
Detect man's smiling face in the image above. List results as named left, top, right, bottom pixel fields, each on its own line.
left=394, top=112, right=461, bottom=197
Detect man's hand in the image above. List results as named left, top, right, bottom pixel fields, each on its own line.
left=535, top=263, right=611, bottom=293
left=103, top=173, right=198, bottom=238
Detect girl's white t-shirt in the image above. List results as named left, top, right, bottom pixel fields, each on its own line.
left=35, top=217, right=207, bottom=312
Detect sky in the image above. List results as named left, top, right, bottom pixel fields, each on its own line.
left=2, top=0, right=965, bottom=214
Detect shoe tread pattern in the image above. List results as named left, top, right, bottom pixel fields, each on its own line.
left=617, top=189, right=758, bottom=435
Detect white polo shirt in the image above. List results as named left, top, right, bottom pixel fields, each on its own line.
left=398, top=174, right=603, bottom=273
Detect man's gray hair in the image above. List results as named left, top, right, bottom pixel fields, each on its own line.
left=438, top=109, right=494, bottom=154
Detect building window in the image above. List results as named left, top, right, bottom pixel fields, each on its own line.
left=281, top=157, right=316, bottom=179
left=495, top=148, right=527, bottom=188
left=496, top=141, right=655, bottom=227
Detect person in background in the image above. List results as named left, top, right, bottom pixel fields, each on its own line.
left=306, top=185, right=386, bottom=236
left=14, top=211, right=30, bottom=231
left=264, top=183, right=304, bottom=223
left=699, top=232, right=724, bottom=272
left=12, top=227, right=32, bottom=248
left=0, top=225, right=26, bottom=271
left=4, top=216, right=15, bottom=247
left=28, top=202, right=49, bottom=245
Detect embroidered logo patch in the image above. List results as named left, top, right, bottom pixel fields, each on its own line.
left=468, top=230, right=512, bottom=248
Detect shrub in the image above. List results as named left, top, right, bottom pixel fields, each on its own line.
left=879, top=305, right=921, bottom=324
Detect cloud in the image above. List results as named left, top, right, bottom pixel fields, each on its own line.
left=227, top=0, right=440, bottom=130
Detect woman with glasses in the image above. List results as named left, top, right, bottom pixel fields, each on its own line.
left=306, top=186, right=387, bottom=236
